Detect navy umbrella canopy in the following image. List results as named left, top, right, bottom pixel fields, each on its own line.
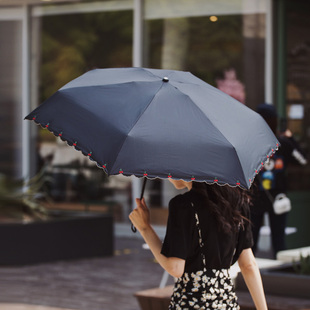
left=25, top=67, right=279, bottom=189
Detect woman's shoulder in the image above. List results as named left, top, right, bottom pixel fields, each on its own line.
left=169, top=191, right=189, bottom=204
left=169, top=191, right=196, bottom=209
left=169, top=190, right=205, bottom=209
left=168, top=192, right=197, bottom=225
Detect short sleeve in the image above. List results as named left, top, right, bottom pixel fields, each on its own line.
left=242, top=216, right=254, bottom=250
left=161, top=195, right=194, bottom=260
left=231, top=205, right=254, bottom=265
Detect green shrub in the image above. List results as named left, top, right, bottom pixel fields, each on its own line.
left=293, top=254, right=310, bottom=276
left=0, top=168, right=49, bottom=221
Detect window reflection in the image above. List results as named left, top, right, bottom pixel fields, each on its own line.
left=37, top=9, right=133, bottom=222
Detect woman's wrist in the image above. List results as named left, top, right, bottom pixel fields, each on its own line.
left=138, top=223, right=152, bottom=233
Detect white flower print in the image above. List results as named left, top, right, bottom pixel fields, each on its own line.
left=193, top=282, right=200, bottom=288
left=194, top=275, right=201, bottom=282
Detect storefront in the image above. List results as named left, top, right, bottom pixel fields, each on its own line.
left=0, top=0, right=309, bottom=242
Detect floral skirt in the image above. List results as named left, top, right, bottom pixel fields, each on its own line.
left=169, top=268, right=240, bottom=310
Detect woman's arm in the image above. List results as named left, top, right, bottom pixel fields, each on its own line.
left=129, top=198, right=185, bottom=278
left=238, top=248, right=268, bottom=310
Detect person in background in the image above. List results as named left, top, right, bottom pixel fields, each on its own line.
left=251, top=103, right=307, bottom=258
left=130, top=180, right=268, bottom=310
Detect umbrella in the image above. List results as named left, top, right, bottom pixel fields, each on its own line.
left=25, top=67, right=279, bottom=190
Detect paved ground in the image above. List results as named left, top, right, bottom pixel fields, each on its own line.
left=0, top=233, right=276, bottom=310
left=0, top=305, right=74, bottom=310
left=0, top=237, right=175, bottom=310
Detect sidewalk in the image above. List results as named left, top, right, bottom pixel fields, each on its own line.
left=0, top=237, right=173, bottom=310
left=0, top=235, right=280, bottom=310
left=0, top=305, right=74, bottom=310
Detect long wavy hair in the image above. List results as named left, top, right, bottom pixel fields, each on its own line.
left=192, top=182, right=251, bottom=233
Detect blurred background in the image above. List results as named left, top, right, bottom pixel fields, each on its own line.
left=0, top=1, right=309, bottom=308
left=1, top=0, right=309, bottom=247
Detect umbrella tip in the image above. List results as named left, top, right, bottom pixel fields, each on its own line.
left=163, top=77, right=169, bottom=82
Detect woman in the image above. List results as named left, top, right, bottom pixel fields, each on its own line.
left=251, top=103, right=307, bottom=258
left=129, top=180, right=268, bottom=310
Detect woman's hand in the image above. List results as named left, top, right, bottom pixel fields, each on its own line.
left=129, top=198, right=185, bottom=278
left=129, top=198, right=151, bottom=232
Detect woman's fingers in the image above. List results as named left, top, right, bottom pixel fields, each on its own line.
left=130, top=198, right=150, bottom=231
left=129, top=209, right=138, bottom=223
left=141, top=197, right=147, bottom=208
left=136, top=198, right=148, bottom=210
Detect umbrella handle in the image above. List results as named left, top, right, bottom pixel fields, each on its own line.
left=131, top=178, right=147, bottom=233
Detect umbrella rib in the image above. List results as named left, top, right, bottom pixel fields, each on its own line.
left=176, top=91, right=248, bottom=186
left=168, top=83, right=265, bottom=187
left=109, top=82, right=166, bottom=174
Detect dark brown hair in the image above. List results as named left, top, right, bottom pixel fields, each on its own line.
left=192, top=182, right=251, bottom=233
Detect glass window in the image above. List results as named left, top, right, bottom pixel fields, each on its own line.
left=0, top=20, right=23, bottom=177
left=286, top=0, right=310, bottom=190
left=40, top=10, right=133, bottom=102
left=144, top=0, right=267, bottom=110
left=35, top=7, right=133, bottom=223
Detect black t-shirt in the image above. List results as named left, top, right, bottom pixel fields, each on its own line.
left=161, top=190, right=253, bottom=272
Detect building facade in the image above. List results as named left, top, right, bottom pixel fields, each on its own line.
left=0, top=0, right=309, bottom=244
